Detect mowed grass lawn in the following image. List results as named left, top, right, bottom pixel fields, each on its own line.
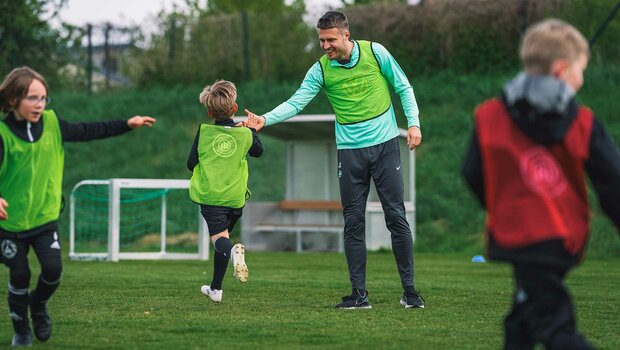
left=0, top=252, right=618, bottom=349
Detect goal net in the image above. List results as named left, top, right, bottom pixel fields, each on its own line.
left=69, top=179, right=209, bottom=261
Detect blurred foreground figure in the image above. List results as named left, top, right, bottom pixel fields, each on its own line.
left=462, top=19, right=620, bottom=350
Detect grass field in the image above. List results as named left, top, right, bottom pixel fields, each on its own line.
left=2, top=68, right=618, bottom=347
left=1, top=252, right=618, bottom=349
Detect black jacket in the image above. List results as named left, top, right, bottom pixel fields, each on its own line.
left=462, top=73, right=620, bottom=266
left=0, top=110, right=132, bottom=237
left=0, top=110, right=131, bottom=167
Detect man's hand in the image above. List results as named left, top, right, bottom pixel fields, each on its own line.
left=245, top=111, right=263, bottom=130
left=0, top=198, right=8, bottom=221
left=407, top=126, right=422, bottom=150
left=243, top=109, right=266, bottom=132
left=127, top=116, right=157, bottom=129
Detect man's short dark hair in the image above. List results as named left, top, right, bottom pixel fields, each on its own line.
left=317, top=11, right=349, bottom=31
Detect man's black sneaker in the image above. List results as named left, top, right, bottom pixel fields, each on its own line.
left=30, top=302, right=52, bottom=342
left=335, top=289, right=372, bottom=309
left=11, top=331, right=33, bottom=347
left=400, top=289, right=425, bottom=309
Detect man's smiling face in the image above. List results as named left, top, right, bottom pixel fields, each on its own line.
left=319, top=27, right=351, bottom=62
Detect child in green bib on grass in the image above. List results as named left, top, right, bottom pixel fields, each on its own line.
left=187, top=80, right=263, bottom=303
left=0, top=66, right=156, bottom=347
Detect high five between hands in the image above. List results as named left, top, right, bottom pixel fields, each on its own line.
left=241, top=109, right=421, bottom=150
left=240, top=109, right=266, bottom=131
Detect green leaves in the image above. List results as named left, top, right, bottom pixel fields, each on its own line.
left=0, top=0, right=72, bottom=86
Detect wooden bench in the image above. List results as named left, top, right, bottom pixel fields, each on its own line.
left=254, top=200, right=344, bottom=253
left=278, top=200, right=342, bottom=211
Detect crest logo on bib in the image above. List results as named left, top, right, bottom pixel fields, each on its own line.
left=342, top=77, right=369, bottom=97
left=520, top=147, right=567, bottom=198
left=212, top=134, right=237, bottom=158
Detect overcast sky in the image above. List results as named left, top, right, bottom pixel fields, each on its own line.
left=58, top=0, right=344, bottom=27
left=57, top=0, right=420, bottom=46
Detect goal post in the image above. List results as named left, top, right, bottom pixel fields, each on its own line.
left=70, top=178, right=209, bottom=262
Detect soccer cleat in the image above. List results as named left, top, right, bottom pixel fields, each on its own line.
left=200, top=285, right=223, bottom=303
left=231, top=243, right=248, bottom=283
left=400, top=289, right=425, bottom=309
left=335, top=289, right=372, bottom=309
left=11, top=332, right=33, bottom=347
left=30, top=302, right=52, bottom=342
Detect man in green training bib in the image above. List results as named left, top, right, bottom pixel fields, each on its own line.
left=245, top=11, right=424, bottom=309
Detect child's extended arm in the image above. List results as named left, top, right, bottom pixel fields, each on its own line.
left=0, top=197, right=8, bottom=221
left=187, top=128, right=200, bottom=172
left=245, top=112, right=263, bottom=158
left=59, top=115, right=156, bottom=142
left=127, top=116, right=156, bottom=129
left=248, top=130, right=263, bottom=158
left=586, top=119, right=620, bottom=231
left=461, top=127, right=486, bottom=208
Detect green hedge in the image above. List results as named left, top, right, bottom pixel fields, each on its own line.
left=49, top=66, right=620, bottom=257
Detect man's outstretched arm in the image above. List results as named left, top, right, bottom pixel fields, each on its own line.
left=245, top=62, right=323, bottom=130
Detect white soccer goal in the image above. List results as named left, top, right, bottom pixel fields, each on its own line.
left=69, top=178, right=209, bottom=262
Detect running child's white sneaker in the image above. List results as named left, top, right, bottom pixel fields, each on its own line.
left=231, top=243, right=248, bottom=283
left=201, top=285, right=222, bottom=303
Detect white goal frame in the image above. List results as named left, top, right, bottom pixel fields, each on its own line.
left=69, top=178, right=209, bottom=262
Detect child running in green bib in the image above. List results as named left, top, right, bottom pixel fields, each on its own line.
left=187, top=80, right=263, bottom=303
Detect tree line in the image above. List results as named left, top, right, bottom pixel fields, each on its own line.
left=1, top=0, right=618, bottom=90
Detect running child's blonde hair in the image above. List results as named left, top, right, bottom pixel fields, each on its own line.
left=520, top=19, right=589, bottom=75
left=199, top=80, right=237, bottom=120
